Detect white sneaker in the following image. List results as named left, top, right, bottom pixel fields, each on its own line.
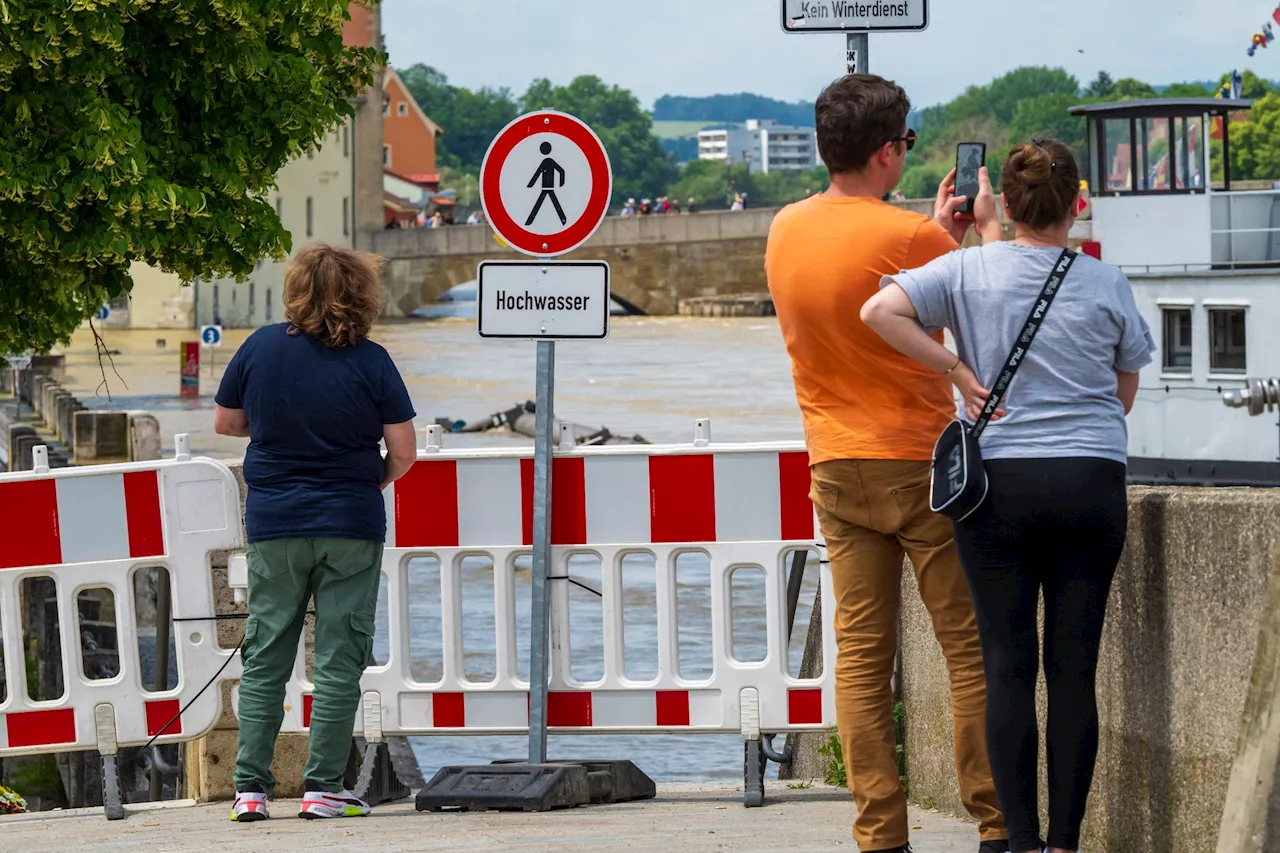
left=297, top=790, right=371, bottom=819
left=230, top=791, right=269, bottom=822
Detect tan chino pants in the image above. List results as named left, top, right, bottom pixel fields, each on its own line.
left=811, top=458, right=1005, bottom=850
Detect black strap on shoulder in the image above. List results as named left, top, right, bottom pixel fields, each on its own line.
left=970, top=248, right=1077, bottom=440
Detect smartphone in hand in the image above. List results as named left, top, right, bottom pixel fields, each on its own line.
left=955, top=142, right=986, bottom=215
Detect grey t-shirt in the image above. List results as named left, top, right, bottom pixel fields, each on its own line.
left=886, top=242, right=1156, bottom=464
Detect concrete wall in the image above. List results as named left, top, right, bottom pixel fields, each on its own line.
left=900, top=486, right=1280, bottom=853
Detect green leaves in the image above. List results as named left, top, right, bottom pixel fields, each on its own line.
left=0, top=0, right=383, bottom=352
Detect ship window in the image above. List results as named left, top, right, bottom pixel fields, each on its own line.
left=1161, top=307, right=1192, bottom=374
left=1208, top=307, right=1247, bottom=374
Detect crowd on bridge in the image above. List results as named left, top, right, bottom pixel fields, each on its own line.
left=212, top=71, right=1151, bottom=853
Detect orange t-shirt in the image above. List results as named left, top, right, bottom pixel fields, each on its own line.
left=766, top=195, right=959, bottom=464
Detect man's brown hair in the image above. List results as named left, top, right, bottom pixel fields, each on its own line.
left=1001, top=139, right=1081, bottom=231
left=815, top=74, right=911, bottom=175
left=283, top=243, right=384, bottom=347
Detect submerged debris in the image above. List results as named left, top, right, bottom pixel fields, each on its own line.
left=435, top=401, right=649, bottom=446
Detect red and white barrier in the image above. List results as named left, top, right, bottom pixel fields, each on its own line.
left=230, top=429, right=835, bottom=747
left=0, top=438, right=243, bottom=757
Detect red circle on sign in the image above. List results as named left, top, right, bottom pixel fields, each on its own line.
left=480, top=111, right=613, bottom=257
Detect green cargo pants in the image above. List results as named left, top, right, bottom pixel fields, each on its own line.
left=233, top=538, right=383, bottom=795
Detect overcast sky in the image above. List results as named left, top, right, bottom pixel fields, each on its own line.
left=382, top=0, right=1260, bottom=112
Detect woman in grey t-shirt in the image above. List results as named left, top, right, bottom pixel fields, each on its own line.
left=863, top=140, right=1155, bottom=853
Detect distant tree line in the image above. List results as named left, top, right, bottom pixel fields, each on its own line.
left=401, top=63, right=1280, bottom=216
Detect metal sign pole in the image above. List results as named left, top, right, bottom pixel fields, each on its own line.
left=847, top=31, right=867, bottom=74
left=528, top=337, right=555, bottom=764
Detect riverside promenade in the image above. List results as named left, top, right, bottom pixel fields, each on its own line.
left=0, top=783, right=974, bottom=852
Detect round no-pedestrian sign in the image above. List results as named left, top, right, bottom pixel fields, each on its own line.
left=480, top=110, right=613, bottom=257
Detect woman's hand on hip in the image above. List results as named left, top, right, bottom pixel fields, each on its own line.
left=950, top=362, right=1006, bottom=423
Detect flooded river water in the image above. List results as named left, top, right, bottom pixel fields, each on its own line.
left=58, top=318, right=821, bottom=784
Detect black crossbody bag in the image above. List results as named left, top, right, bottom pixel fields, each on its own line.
left=929, top=248, right=1077, bottom=521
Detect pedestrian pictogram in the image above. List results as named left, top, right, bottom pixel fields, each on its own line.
left=480, top=110, right=612, bottom=257
left=525, top=142, right=567, bottom=227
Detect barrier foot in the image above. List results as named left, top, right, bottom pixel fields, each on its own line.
left=353, top=740, right=411, bottom=806
left=744, top=740, right=765, bottom=808
left=100, top=754, right=125, bottom=821
left=415, top=760, right=655, bottom=813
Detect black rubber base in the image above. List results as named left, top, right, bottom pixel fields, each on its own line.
left=415, top=763, right=590, bottom=812
left=491, top=759, right=656, bottom=804
left=415, top=759, right=656, bottom=813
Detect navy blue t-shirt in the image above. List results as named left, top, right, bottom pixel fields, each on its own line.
left=214, top=324, right=416, bottom=544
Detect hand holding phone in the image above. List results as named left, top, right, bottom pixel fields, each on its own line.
left=955, top=142, right=986, bottom=215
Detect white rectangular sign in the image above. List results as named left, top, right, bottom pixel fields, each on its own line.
left=782, top=0, right=928, bottom=33
left=477, top=261, right=610, bottom=340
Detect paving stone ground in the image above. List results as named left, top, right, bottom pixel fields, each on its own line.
left=0, top=782, right=981, bottom=852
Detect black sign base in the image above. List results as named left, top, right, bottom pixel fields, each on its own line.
left=414, top=760, right=655, bottom=813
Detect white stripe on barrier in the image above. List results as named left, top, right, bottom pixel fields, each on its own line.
left=56, top=474, right=130, bottom=563
left=457, top=457, right=521, bottom=546
left=584, top=455, right=649, bottom=544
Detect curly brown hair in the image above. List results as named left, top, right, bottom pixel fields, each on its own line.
left=283, top=243, right=384, bottom=347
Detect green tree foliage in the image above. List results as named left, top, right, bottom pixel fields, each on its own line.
left=1006, top=93, right=1093, bottom=164
left=654, top=93, right=814, bottom=126
left=520, top=76, right=676, bottom=208
left=1113, top=78, right=1158, bottom=100
left=897, top=161, right=951, bottom=201
left=1162, top=82, right=1213, bottom=98
left=666, top=160, right=827, bottom=210
left=1086, top=71, right=1116, bottom=98
left=0, top=0, right=381, bottom=354
left=1227, top=93, right=1280, bottom=181
left=398, top=64, right=517, bottom=172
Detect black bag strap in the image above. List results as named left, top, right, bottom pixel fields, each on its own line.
left=970, top=248, right=1077, bottom=439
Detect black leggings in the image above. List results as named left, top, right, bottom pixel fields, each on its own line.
left=953, top=457, right=1127, bottom=853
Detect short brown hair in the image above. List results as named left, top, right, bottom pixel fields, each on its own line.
left=815, top=74, right=911, bottom=174
left=283, top=243, right=384, bottom=347
left=1001, top=140, right=1081, bottom=231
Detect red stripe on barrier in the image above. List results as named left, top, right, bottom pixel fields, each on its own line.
left=648, top=455, right=715, bottom=543
left=123, top=470, right=165, bottom=558
left=519, top=457, right=588, bottom=546
left=0, top=480, right=60, bottom=569
left=655, top=690, right=690, bottom=726
left=433, top=692, right=465, bottom=728
left=547, top=692, right=592, bottom=727
left=520, top=458, right=533, bottom=546
left=6, top=708, right=76, bottom=748
left=395, top=461, right=459, bottom=547
left=787, top=688, right=823, bottom=725
left=145, top=699, right=182, bottom=737
left=302, top=694, right=313, bottom=728
left=778, top=451, right=814, bottom=540
left=552, top=457, right=586, bottom=545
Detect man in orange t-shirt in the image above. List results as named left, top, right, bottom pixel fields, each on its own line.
left=766, top=75, right=1008, bottom=853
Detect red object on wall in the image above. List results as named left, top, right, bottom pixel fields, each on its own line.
left=1081, top=241, right=1101, bottom=260
left=180, top=342, right=200, bottom=399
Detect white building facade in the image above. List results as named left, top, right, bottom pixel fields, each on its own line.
left=696, top=119, right=818, bottom=174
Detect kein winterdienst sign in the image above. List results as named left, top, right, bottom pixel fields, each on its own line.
left=782, top=0, right=928, bottom=32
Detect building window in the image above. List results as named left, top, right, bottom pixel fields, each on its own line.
left=343, top=125, right=349, bottom=157
left=382, top=101, right=389, bottom=117
left=1161, top=307, right=1192, bottom=374
left=382, top=145, right=390, bottom=167
left=275, top=196, right=283, bottom=220
left=1209, top=307, right=1247, bottom=374
left=306, top=197, right=313, bottom=238
left=397, top=102, right=408, bottom=117
left=249, top=281, right=256, bottom=315
left=343, top=197, right=349, bottom=236
left=266, top=289, right=272, bottom=324
left=212, top=284, right=220, bottom=320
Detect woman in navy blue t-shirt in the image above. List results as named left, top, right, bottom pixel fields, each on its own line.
left=215, top=244, right=417, bottom=822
